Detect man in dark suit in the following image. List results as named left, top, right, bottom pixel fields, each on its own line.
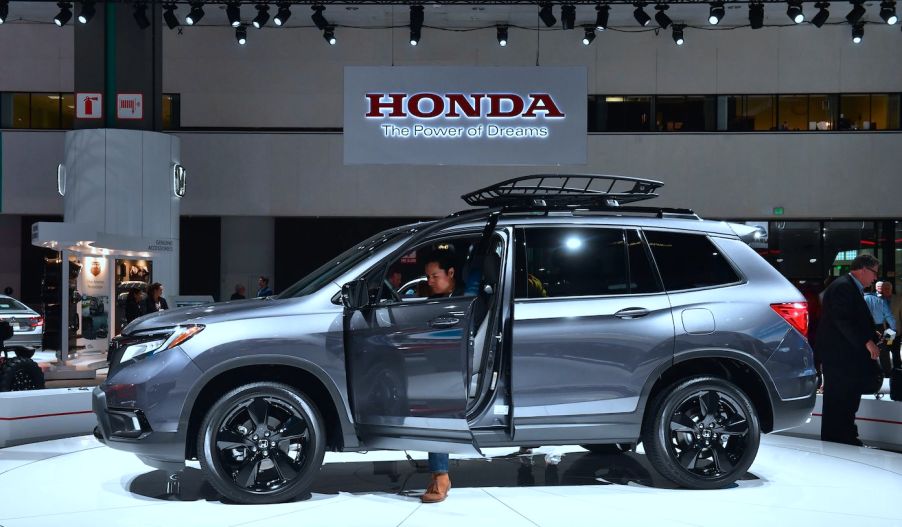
left=816, top=254, right=882, bottom=446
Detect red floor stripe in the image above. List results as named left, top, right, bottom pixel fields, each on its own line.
left=0, top=410, right=93, bottom=421
left=811, top=412, right=902, bottom=426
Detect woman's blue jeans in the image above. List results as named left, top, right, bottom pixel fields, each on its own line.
left=428, top=452, right=449, bottom=473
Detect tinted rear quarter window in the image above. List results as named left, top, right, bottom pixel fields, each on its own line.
left=644, top=231, right=740, bottom=291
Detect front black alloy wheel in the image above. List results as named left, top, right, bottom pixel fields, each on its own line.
left=198, top=382, right=326, bottom=504
left=641, top=376, right=760, bottom=489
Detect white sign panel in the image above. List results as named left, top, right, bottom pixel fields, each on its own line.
left=76, top=92, right=102, bottom=119
left=117, top=93, right=144, bottom=120
left=344, top=67, right=587, bottom=166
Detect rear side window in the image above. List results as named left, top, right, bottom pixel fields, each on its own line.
left=644, top=231, right=741, bottom=291
left=0, top=298, right=28, bottom=311
left=522, top=227, right=628, bottom=298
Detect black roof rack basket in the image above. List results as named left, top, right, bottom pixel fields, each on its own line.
left=462, top=174, right=664, bottom=209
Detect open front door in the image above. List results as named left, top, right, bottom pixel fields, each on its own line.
left=345, top=295, right=480, bottom=453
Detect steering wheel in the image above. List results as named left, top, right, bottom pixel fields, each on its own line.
left=383, top=278, right=402, bottom=303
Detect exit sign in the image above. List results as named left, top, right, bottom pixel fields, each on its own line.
left=773, top=207, right=784, bottom=216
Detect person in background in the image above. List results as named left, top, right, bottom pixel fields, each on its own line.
left=124, top=288, right=145, bottom=324
left=865, top=280, right=896, bottom=375
left=816, top=254, right=882, bottom=446
left=256, top=276, right=273, bottom=297
left=2, top=286, right=12, bottom=297
left=230, top=284, right=246, bottom=300
left=145, top=282, right=169, bottom=314
left=891, top=280, right=902, bottom=371
left=387, top=265, right=403, bottom=290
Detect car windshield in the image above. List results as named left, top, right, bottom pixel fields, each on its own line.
left=0, top=297, right=29, bottom=312
left=277, top=224, right=420, bottom=299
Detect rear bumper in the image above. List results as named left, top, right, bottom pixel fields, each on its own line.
left=771, top=389, right=817, bottom=433
left=5, top=333, right=42, bottom=348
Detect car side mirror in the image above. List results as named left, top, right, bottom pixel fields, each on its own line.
left=341, top=278, right=370, bottom=310
left=0, top=321, right=12, bottom=343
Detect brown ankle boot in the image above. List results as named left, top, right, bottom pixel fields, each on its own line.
left=421, top=473, right=451, bottom=503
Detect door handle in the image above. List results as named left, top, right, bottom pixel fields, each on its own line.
left=614, top=307, right=650, bottom=319
left=429, top=316, right=461, bottom=328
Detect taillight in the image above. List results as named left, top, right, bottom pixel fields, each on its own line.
left=771, top=302, right=808, bottom=338
left=27, top=316, right=43, bottom=328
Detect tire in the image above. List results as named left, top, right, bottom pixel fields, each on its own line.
left=580, top=443, right=634, bottom=455
left=641, top=376, right=760, bottom=489
left=197, top=382, right=326, bottom=504
left=0, top=357, right=45, bottom=391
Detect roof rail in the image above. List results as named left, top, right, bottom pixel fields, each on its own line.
left=462, top=174, right=664, bottom=209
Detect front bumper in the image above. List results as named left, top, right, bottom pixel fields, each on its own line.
left=92, top=346, right=203, bottom=470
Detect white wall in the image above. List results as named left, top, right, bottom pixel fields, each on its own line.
left=0, top=25, right=73, bottom=92
left=161, top=24, right=902, bottom=127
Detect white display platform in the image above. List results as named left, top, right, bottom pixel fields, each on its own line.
left=0, top=388, right=95, bottom=447
left=0, top=435, right=900, bottom=527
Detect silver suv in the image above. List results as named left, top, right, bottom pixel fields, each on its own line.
left=93, top=175, right=816, bottom=504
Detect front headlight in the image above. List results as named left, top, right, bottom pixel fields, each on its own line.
left=119, top=325, right=205, bottom=364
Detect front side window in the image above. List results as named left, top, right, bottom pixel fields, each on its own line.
left=522, top=227, right=628, bottom=298
left=644, top=230, right=741, bottom=291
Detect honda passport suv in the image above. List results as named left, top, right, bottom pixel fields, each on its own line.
left=93, top=175, right=816, bottom=504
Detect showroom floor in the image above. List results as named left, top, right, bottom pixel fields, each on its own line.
left=0, top=434, right=900, bottom=527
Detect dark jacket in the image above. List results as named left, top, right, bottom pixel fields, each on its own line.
left=815, top=273, right=877, bottom=376
left=125, top=295, right=145, bottom=323
left=145, top=296, right=169, bottom=314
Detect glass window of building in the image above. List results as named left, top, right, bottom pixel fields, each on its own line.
left=777, top=95, right=808, bottom=131
left=839, top=94, right=870, bottom=130
left=654, top=95, right=713, bottom=132
left=808, top=94, right=836, bottom=131
left=61, top=93, right=75, bottom=129
left=723, top=95, right=776, bottom=131
left=162, top=94, right=180, bottom=130
left=767, top=222, right=821, bottom=282
left=869, top=94, right=900, bottom=131
left=823, top=221, right=877, bottom=278
left=590, top=96, right=652, bottom=132
left=0, top=93, right=31, bottom=128
left=30, top=93, right=61, bottom=129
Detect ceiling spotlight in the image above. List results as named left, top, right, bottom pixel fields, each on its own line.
left=787, top=0, right=805, bottom=23
left=185, top=2, right=204, bottom=25
left=811, top=2, right=830, bottom=26
left=582, top=26, right=596, bottom=45
left=852, top=21, right=863, bottom=41
left=497, top=25, right=508, bottom=46
left=54, top=2, right=72, bottom=26
left=561, top=4, right=576, bottom=29
left=538, top=3, right=557, bottom=27
left=880, top=1, right=898, bottom=24
left=323, top=25, right=336, bottom=45
left=672, top=23, right=685, bottom=45
left=654, top=4, right=672, bottom=29
left=133, top=1, right=150, bottom=29
left=273, top=2, right=291, bottom=26
left=410, top=5, right=424, bottom=45
left=236, top=23, right=247, bottom=45
left=845, top=1, right=865, bottom=24
left=633, top=3, right=651, bottom=26
left=226, top=2, right=241, bottom=28
left=708, top=2, right=725, bottom=24
left=0, top=0, right=8, bottom=24
left=163, top=3, right=179, bottom=29
left=77, top=0, right=95, bottom=24
left=595, top=4, right=610, bottom=30
left=252, top=4, right=269, bottom=28
left=749, top=2, right=764, bottom=28
left=311, top=5, right=328, bottom=30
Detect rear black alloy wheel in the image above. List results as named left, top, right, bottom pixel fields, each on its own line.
left=642, top=376, right=760, bottom=489
left=198, top=382, right=325, bottom=504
